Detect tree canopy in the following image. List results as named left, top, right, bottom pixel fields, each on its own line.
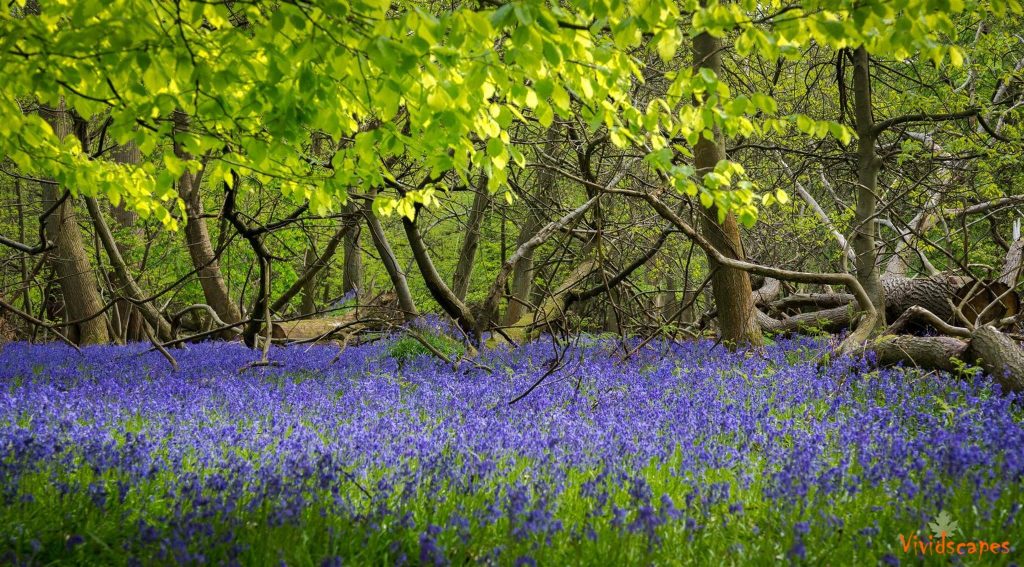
left=2, top=0, right=998, bottom=227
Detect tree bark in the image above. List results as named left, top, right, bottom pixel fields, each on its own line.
left=452, top=174, right=490, bottom=302
left=173, top=110, right=241, bottom=333
left=403, top=211, right=475, bottom=334
left=851, top=46, right=886, bottom=326
left=506, top=124, right=562, bottom=325
left=84, top=197, right=174, bottom=341
left=693, top=29, right=762, bottom=347
left=39, top=105, right=109, bottom=344
left=362, top=195, right=418, bottom=322
left=758, top=274, right=1019, bottom=335
left=870, top=334, right=967, bottom=371
left=341, top=200, right=362, bottom=298
left=882, top=274, right=965, bottom=323
left=868, top=325, right=1024, bottom=394
left=969, top=326, right=1024, bottom=393
left=758, top=305, right=855, bottom=335
left=300, top=245, right=318, bottom=316
left=999, top=237, right=1024, bottom=288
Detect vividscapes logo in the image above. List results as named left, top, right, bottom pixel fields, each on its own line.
left=898, top=511, right=1012, bottom=557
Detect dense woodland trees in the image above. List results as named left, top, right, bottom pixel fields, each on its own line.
left=1, top=0, right=1024, bottom=388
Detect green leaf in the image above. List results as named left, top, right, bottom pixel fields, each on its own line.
left=655, top=28, right=679, bottom=62
left=796, top=115, right=814, bottom=134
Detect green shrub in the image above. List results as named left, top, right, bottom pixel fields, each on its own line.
left=387, top=331, right=465, bottom=363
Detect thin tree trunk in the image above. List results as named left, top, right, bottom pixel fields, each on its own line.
left=84, top=197, right=173, bottom=340
left=108, top=141, right=146, bottom=341
left=300, top=245, right=318, bottom=316
left=851, top=46, right=886, bottom=327
left=692, top=29, right=762, bottom=347
left=660, top=273, right=678, bottom=322
left=39, top=104, right=109, bottom=344
left=404, top=211, right=476, bottom=335
left=15, top=180, right=32, bottom=315
left=270, top=220, right=354, bottom=315
left=506, top=125, right=561, bottom=325
left=173, top=110, right=241, bottom=332
left=342, top=201, right=363, bottom=299
left=680, top=289, right=696, bottom=324
left=222, top=181, right=270, bottom=348
left=452, top=174, right=490, bottom=302
left=363, top=200, right=418, bottom=322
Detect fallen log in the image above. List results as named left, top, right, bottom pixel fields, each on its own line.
left=759, top=274, right=1020, bottom=335
left=757, top=305, right=854, bottom=334
left=869, top=334, right=966, bottom=373
left=271, top=292, right=401, bottom=341
left=768, top=292, right=854, bottom=313
left=867, top=323, right=1024, bottom=394
left=969, top=325, right=1024, bottom=392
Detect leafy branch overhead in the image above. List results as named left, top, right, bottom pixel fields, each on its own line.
left=1, top=0, right=996, bottom=227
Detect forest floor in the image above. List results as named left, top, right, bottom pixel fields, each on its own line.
left=1, top=334, right=1022, bottom=565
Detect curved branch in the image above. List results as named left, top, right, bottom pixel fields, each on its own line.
left=617, top=189, right=879, bottom=350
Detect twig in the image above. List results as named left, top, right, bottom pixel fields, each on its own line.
left=143, top=324, right=178, bottom=371
left=0, top=297, right=81, bottom=353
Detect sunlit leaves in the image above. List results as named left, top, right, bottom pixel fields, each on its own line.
left=1, top=0, right=1016, bottom=230
left=794, top=114, right=855, bottom=144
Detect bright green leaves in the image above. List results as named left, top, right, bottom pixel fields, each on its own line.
left=947, top=45, right=966, bottom=67
left=751, top=93, right=778, bottom=115
left=794, top=114, right=855, bottom=145
left=2, top=0, right=1017, bottom=231
left=0, top=91, right=180, bottom=228
left=654, top=27, right=681, bottom=62
left=691, top=2, right=746, bottom=38
left=372, top=187, right=438, bottom=221
left=991, top=0, right=1024, bottom=15
left=761, top=189, right=791, bottom=207
left=725, top=0, right=991, bottom=65
left=698, top=160, right=759, bottom=227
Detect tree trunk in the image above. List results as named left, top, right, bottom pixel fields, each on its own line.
left=969, top=326, right=1024, bottom=393
left=759, top=274, right=1019, bottom=335
left=452, top=174, right=490, bottom=302
left=342, top=201, right=362, bottom=298
left=660, top=274, right=678, bottom=322
left=882, top=274, right=965, bottom=323
left=680, top=288, right=696, bottom=325
left=870, top=334, right=967, bottom=371
left=404, top=211, right=476, bottom=335
left=506, top=125, right=561, bottom=325
left=851, top=46, right=886, bottom=327
left=14, top=180, right=32, bottom=317
left=692, top=29, right=762, bottom=347
left=362, top=195, right=418, bottom=322
left=39, top=105, right=109, bottom=345
left=84, top=197, right=174, bottom=341
left=999, top=236, right=1024, bottom=288
left=173, top=110, right=241, bottom=332
left=108, top=141, right=146, bottom=342
left=758, top=305, right=855, bottom=335
left=300, top=245, right=318, bottom=316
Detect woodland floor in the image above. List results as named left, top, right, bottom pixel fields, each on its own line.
left=0, top=335, right=1022, bottom=565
